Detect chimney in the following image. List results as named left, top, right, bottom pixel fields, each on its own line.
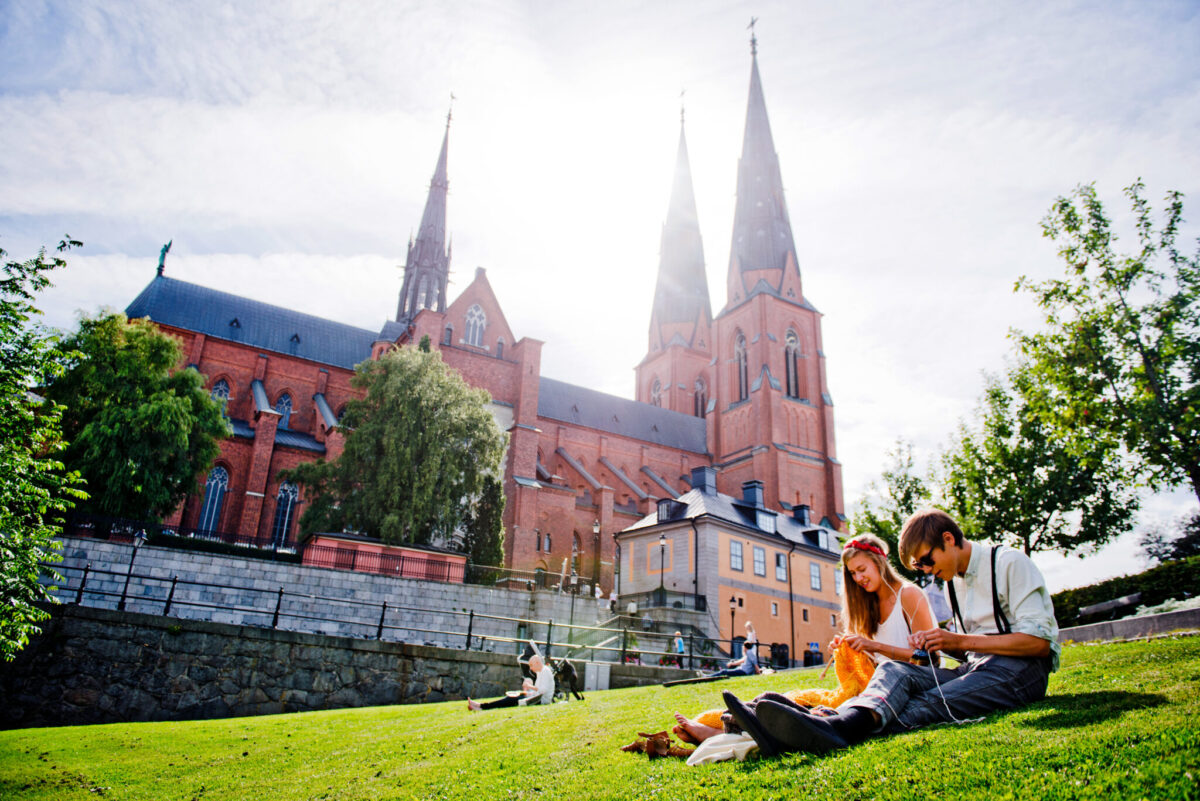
left=690, top=466, right=717, bottom=495
left=793, top=504, right=812, bottom=526
left=741, top=480, right=765, bottom=509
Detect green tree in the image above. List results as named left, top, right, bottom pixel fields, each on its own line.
left=286, top=344, right=507, bottom=545
left=0, top=239, right=86, bottom=660
left=1139, top=510, right=1200, bottom=564
left=852, top=439, right=933, bottom=580
left=942, top=367, right=1139, bottom=556
left=462, top=474, right=506, bottom=582
left=1018, top=180, right=1200, bottom=503
left=44, top=312, right=227, bottom=522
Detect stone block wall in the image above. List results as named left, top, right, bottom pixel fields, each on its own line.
left=0, top=605, right=689, bottom=729
left=47, top=536, right=613, bottom=653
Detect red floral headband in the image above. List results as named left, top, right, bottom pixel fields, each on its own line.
left=844, top=539, right=885, bottom=557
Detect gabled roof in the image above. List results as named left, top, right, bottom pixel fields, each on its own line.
left=622, top=487, right=840, bottom=556
left=126, top=276, right=380, bottom=370
left=538, top=377, right=707, bottom=454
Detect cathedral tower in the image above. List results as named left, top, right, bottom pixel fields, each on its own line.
left=636, top=114, right=714, bottom=423
left=397, top=119, right=452, bottom=320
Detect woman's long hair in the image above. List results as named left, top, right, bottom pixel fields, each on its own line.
left=841, top=533, right=905, bottom=638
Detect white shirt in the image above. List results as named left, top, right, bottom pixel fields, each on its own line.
left=519, top=664, right=555, bottom=706
left=944, top=544, right=1060, bottom=671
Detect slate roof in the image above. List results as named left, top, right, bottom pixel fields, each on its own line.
left=623, top=487, right=840, bottom=555
left=126, top=276, right=380, bottom=370
left=538, top=377, right=707, bottom=454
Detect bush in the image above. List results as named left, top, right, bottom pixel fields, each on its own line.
left=1052, top=556, right=1200, bottom=628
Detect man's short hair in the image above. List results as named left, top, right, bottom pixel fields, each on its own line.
left=899, top=509, right=964, bottom=569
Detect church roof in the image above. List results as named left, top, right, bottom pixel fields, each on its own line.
left=537, top=377, right=707, bottom=454
left=126, top=275, right=379, bottom=370
left=728, top=47, right=798, bottom=281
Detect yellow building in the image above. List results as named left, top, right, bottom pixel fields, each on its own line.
left=615, top=466, right=843, bottom=666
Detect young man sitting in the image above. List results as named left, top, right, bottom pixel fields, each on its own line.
left=724, top=509, right=1059, bottom=756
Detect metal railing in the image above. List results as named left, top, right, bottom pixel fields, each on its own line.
left=43, top=562, right=759, bottom=669
left=59, top=512, right=596, bottom=590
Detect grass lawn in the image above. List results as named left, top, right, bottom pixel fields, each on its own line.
left=2, top=636, right=1198, bottom=800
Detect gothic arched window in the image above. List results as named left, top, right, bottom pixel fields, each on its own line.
left=211, top=378, right=230, bottom=403
left=443, top=325, right=453, bottom=346
left=275, top=393, right=292, bottom=430
left=416, top=275, right=430, bottom=310
left=270, top=482, right=299, bottom=548
left=198, top=466, right=229, bottom=534
left=694, top=377, right=708, bottom=418
left=785, top=329, right=802, bottom=399
left=544, top=533, right=552, bottom=553
left=650, top=378, right=662, bottom=407
left=735, top=333, right=748, bottom=402
left=465, top=305, right=486, bottom=348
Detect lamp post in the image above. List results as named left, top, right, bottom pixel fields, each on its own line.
left=729, top=595, right=737, bottom=656
left=118, top=529, right=148, bottom=612
left=614, top=543, right=621, bottom=597
left=568, top=542, right=579, bottom=643
left=592, top=519, right=601, bottom=589
left=657, top=533, right=666, bottom=607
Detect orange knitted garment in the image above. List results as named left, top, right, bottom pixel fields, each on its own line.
left=692, top=642, right=877, bottom=730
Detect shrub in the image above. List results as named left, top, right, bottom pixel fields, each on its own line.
left=1052, top=556, right=1200, bottom=627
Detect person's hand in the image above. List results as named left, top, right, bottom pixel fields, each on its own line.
left=909, top=628, right=962, bottom=654
left=841, top=634, right=876, bottom=653
left=829, top=635, right=843, bottom=651
left=522, top=678, right=534, bottom=691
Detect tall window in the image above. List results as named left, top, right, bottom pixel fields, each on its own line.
left=835, top=572, right=843, bottom=596
left=753, top=546, right=766, bottom=576
left=271, top=482, right=298, bottom=548
left=650, top=379, right=662, bottom=407
left=496, top=338, right=504, bottom=359
left=465, top=305, right=486, bottom=347
left=730, top=540, right=744, bottom=571
left=416, top=275, right=430, bottom=309
left=810, top=562, right=822, bottom=591
left=198, top=466, right=229, bottom=533
left=785, top=329, right=801, bottom=399
left=275, top=393, right=292, bottom=429
left=694, top=377, right=707, bottom=418
left=775, top=552, right=787, bottom=581
left=735, top=333, right=748, bottom=402
left=211, top=378, right=230, bottom=403
left=443, top=325, right=453, bottom=345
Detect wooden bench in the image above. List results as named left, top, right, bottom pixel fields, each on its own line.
left=1078, top=593, right=1142, bottom=620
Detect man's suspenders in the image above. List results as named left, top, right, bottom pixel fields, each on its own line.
left=946, top=545, right=1012, bottom=635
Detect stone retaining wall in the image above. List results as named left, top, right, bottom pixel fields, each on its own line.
left=46, top=536, right=616, bottom=650
left=1058, top=607, right=1200, bottom=643
left=0, top=605, right=688, bottom=730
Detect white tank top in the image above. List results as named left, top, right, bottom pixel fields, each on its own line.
left=870, top=590, right=912, bottom=664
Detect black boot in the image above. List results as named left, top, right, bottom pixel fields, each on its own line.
left=756, top=700, right=866, bottom=755
left=721, top=691, right=785, bottom=757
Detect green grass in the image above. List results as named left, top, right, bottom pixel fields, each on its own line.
left=2, top=637, right=1199, bottom=800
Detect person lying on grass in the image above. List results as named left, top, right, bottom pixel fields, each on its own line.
left=672, top=534, right=935, bottom=745
left=724, top=509, right=1060, bottom=757
left=467, top=652, right=555, bottom=711
left=699, top=621, right=761, bottom=680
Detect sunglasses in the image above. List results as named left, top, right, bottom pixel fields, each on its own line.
left=914, top=550, right=937, bottom=570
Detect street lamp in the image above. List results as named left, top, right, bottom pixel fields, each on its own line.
left=658, top=533, right=667, bottom=606
left=729, top=595, right=737, bottom=655
left=118, top=529, right=148, bottom=612
left=592, top=519, right=601, bottom=589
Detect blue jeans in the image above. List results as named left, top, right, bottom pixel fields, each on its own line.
left=843, top=654, right=1052, bottom=733
left=708, top=661, right=755, bottom=679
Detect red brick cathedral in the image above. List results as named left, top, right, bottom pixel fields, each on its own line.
left=127, top=44, right=845, bottom=587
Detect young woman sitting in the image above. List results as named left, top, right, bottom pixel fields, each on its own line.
left=671, top=534, right=935, bottom=744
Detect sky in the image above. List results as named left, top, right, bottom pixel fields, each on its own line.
left=2, top=0, right=1198, bottom=592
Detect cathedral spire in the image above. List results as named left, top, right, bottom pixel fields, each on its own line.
left=397, top=115, right=452, bottom=320
left=648, top=114, right=711, bottom=348
left=726, top=38, right=798, bottom=307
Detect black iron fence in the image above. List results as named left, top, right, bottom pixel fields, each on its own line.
left=60, top=512, right=595, bottom=590
left=43, top=561, right=758, bottom=669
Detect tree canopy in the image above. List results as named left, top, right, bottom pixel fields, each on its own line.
left=286, top=344, right=508, bottom=546
left=1018, top=180, right=1200, bottom=503
left=1139, top=510, right=1200, bottom=564
left=43, top=312, right=227, bottom=522
left=0, top=239, right=86, bottom=660
left=942, top=367, right=1139, bottom=556
left=851, top=439, right=933, bottom=580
